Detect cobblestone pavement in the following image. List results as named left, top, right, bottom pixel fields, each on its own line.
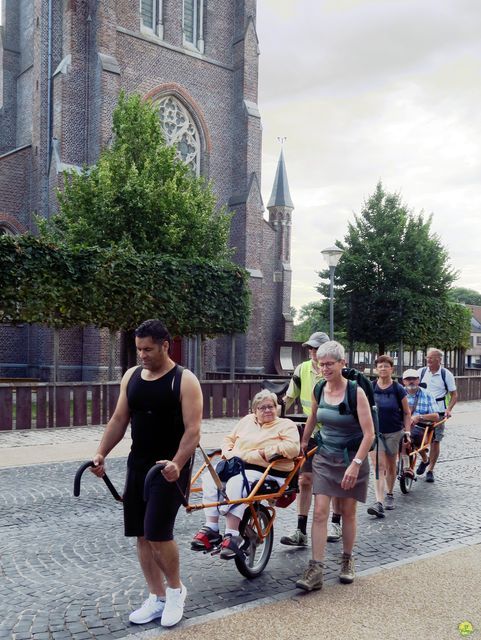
left=1, top=405, right=480, bottom=639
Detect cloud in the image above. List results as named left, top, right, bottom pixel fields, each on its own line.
left=257, top=0, right=481, bottom=310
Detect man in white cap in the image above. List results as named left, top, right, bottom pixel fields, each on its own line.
left=416, top=349, right=457, bottom=482
left=280, top=332, right=343, bottom=546
left=402, top=369, right=439, bottom=478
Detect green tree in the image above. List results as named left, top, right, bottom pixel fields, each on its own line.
left=36, top=92, right=247, bottom=371
left=292, top=301, right=329, bottom=342
left=321, top=182, right=457, bottom=353
left=39, top=92, right=232, bottom=260
left=448, top=287, right=481, bottom=306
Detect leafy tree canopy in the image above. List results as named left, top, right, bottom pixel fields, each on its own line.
left=448, top=287, right=481, bottom=306
left=292, top=301, right=328, bottom=342
left=319, top=182, right=459, bottom=353
left=38, top=92, right=232, bottom=261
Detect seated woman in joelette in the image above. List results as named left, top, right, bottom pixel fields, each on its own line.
left=191, top=390, right=300, bottom=559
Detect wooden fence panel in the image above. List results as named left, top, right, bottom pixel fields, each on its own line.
left=73, top=386, right=87, bottom=426
left=15, top=387, right=32, bottom=430
left=202, top=384, right=211, bottom=419
left=212, top=384, right=224, bottom=418
left=101, top=385, right=109, bottom=425
left=56, top=386, right=71, bottom=427
left=108, top=384, right=120, bottom=420
left=238, top=384, right=250, bottom=416
left=48, top=386, right=55, bottom=428
left=225, top=384, right=235, bottom=417
left=91, top=386, right=101, bottom=426
left=36, top=387, right=48, bottom=429
left=0, top=387, right=13, bottom=431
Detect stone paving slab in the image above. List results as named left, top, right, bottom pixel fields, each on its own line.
left=1, top=404, right=480, bottom=639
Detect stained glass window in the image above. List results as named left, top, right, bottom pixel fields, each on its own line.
left=157, top=95, right=201, bottom=175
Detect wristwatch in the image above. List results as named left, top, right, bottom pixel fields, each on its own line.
left=353, top=457, right=363, bottom=466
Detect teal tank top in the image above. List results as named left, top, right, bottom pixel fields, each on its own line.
left=315, top=382, right=364, bottom=462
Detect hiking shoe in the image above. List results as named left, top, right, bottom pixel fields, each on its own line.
left=416, top=458, right=429, bottom=476
left=385, top=494, right=395, bottom=510
left=367, top=501, right=385, bottom=518
left=280, top=528, right=308, bottom=546
left=339, top=553, right=355, bottom=584
left=219, top=534, right=243, bottom=559
left=295, top=560, right=324, bottom=591
left=161, top=584, right=187, bottom=627
left=327, top=522, right=342, bottom=542
left=129, top=593, right=165, bottom=624
left=191, top=525, right=222, bottom=551
left=426, top=470, right=435, bottom=483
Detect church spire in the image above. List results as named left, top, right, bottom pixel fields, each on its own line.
left=267, top=143, right=294, bottom=209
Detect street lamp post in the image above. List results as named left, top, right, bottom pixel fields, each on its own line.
left=321, top=246, right=344, bottom=340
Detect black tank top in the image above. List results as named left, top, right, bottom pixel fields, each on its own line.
left=126, top=365, right=185, bottom=470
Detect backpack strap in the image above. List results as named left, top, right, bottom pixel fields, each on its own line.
left=346, top=379, right=358, bottom=419
left=313, top=379, right=326, bottom=405
left=441, top=367, right=449, bottom=394
left=394, top=381, right=404, bottom=413
left=419, top=367, right=427, bottom=383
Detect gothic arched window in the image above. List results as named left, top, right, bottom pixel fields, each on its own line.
left=0, top=224, right=15, bottom=236
left=157, top=95, right=201, bottom=176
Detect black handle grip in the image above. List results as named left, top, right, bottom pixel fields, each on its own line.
left=73, top=460, right=123, bottom=502
left=144, top=463, right=188, bottom=507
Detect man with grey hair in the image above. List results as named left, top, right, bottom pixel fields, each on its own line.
left=280, top=331, right=343, bottom=546
left=416, top=348, right=457, bottom=482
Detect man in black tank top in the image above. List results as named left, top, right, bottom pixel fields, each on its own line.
left=90, top=319, right=202, bottom=628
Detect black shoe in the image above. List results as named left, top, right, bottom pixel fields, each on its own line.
left=426, top=471, right=435, bottom=483
left=191, top=525, right=222, bottom=551
left=416, top=459, right=429, bottom=476
left=219, top=534, right=244, bottom=560
left=367, top=502, right=385, bottom=518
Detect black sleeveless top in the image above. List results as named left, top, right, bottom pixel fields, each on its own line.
left=126, top=365, right=185, bottom=470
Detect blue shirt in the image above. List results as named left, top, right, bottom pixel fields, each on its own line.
left=374, top=382, right=407, bottom=434
left=406, top=387, right=438, bottom=417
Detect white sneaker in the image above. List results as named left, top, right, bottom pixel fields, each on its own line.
left=129, top=593, right=165, bottom=624
left=327, top=521, right=342, bottom=542
left=161, top=583, right=187, bottom=627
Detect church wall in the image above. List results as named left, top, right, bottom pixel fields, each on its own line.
left=0, top=0, right=291, bottom=380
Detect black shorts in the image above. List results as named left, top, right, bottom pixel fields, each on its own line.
left=123, top=463, right=190, bottom=541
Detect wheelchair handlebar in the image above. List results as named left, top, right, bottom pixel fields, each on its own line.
left=143, top=463, right=189, bottom=507
left=73, top=461, right=123, bottom=502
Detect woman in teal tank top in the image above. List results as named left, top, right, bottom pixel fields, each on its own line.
left=295, top=341, right=375, bottom=592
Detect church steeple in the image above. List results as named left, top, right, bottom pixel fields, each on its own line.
left=267, top=146, right=294, bottom=209
left=267, top=142, right=294, bottom=343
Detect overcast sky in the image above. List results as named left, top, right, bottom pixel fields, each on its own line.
left=256, top=0, right=481, bottom=313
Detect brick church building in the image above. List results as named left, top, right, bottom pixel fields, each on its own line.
left=0, top=0, right=294, bottom=380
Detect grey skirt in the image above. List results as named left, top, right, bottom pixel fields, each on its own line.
left=312, top=451, right=370, bottom=503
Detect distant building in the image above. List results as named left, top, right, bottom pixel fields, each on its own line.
left=466, top=305, right=481, bottom=368
left=0, top=0, right=293, bottom=380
